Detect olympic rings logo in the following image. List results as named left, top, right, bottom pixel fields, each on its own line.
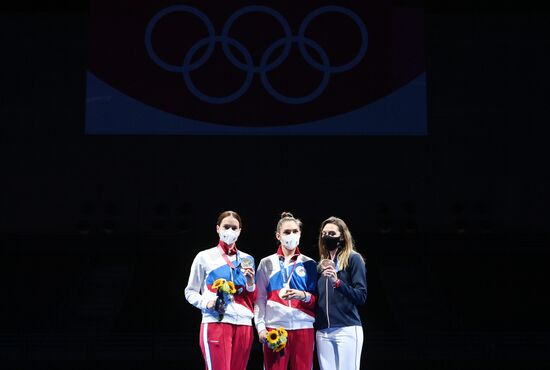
left=145, top=5, right=368, bottom=105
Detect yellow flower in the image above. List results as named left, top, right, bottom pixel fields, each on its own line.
left=274, top=343, right=286, bottom=352
left=266, top=329, right=280, bottom=345
left=212, top=278, right=225, bottom=290
left=227, top=281, right=236, bottom=294
left=278, top=327, right=288, bottom=338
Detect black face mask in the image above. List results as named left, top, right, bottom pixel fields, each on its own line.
left=323, top=235, right=341, bottom=251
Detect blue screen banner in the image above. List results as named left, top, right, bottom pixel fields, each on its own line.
left=85, top=1, right=426, bottom=135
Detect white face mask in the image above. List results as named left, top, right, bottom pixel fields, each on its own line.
left=281, top=233, right=300, bottom=250
left=220, top=228, right=240, bottom=245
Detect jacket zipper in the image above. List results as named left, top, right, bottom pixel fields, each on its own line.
left=325, top=278, right=330, bottom=328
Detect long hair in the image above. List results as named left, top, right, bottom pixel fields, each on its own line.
left=318, top=216, right=362, bottom=270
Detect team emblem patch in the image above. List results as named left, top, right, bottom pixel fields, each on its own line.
left=295, top=266, right=306, bottom=277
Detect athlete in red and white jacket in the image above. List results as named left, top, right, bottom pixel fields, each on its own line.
left=185, top=211, right=256, bottom=370
left=254, top=213, right=317, bottom=370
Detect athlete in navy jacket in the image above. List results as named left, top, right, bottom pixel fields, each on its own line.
left=315, top=216, right=367, bottom=370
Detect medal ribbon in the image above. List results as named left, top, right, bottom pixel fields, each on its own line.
left=279, top=256, right=298, bottom=287
left=217, top=245, right=240, bottom=282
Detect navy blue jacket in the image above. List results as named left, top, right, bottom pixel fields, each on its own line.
left=315, top=251, right=367, bottom=330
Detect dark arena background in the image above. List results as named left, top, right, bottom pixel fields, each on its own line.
left=1, top=1, right=550, bottom=370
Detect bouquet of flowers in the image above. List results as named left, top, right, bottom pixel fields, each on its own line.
left=212, top=278, right=236, bottom=321
left=266, top=327, right=288, bottom=354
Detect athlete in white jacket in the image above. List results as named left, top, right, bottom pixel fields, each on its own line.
left=254, top=212, right=317, bottom=370
left=185, top=211, right=256, bottom=370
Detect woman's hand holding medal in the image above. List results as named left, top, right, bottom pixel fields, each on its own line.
left=319, top=259, right=338, bottom=287
left=279, top=287, right=307, bottom=301
left=240, top=257, right=255, bottom=286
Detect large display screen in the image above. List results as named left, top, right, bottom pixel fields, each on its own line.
left=86, top=1, right=426, bottom=135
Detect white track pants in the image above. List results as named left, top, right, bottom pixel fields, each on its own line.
left=316, top=325, right=363, bottom=370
